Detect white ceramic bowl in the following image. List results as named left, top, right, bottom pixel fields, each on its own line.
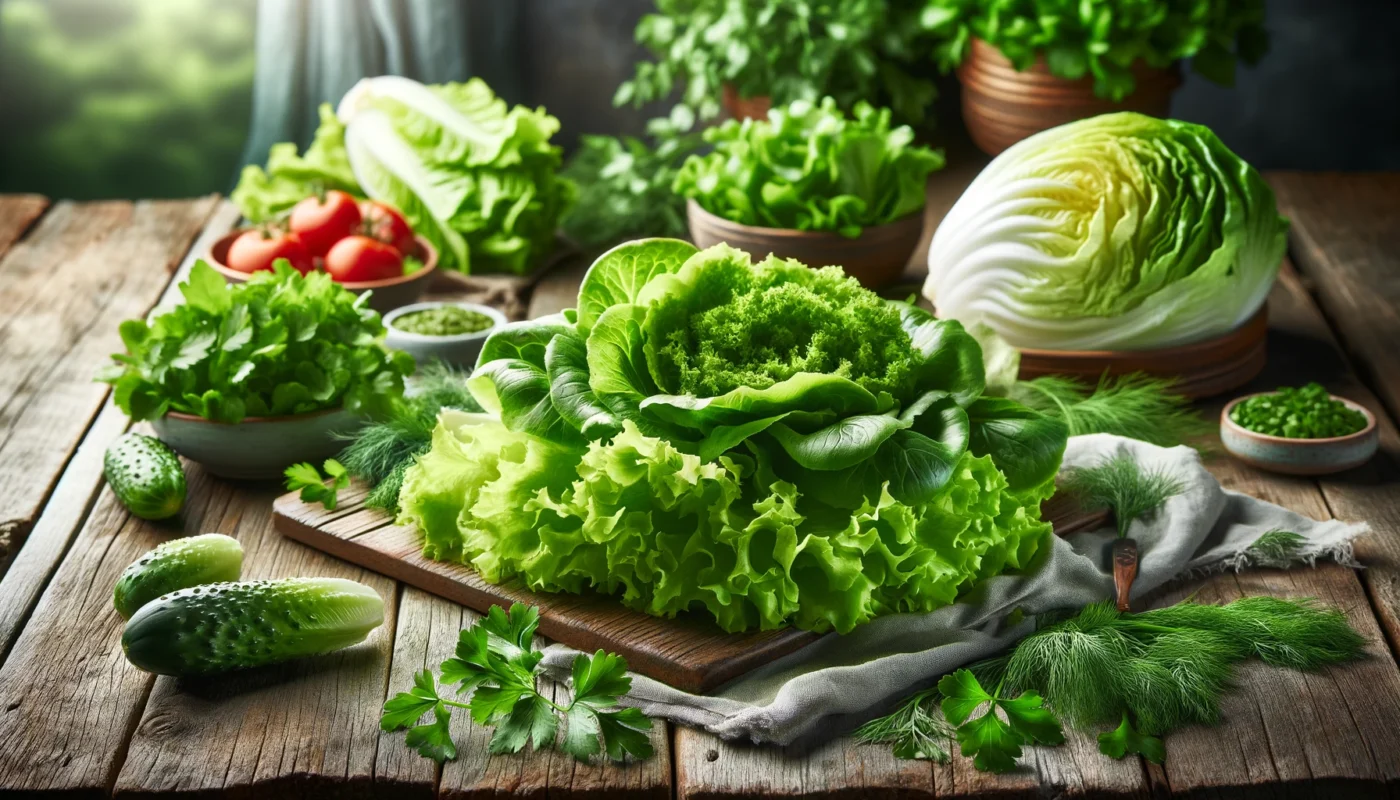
left=151, top=408, right=361, bottom=480
left=383, top=302, right=506, bottom=370
left=1220, top=393, right=1379, bottom=476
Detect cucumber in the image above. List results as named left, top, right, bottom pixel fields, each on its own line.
left=121, top=577, right=384, bottom=676
left=105, top=433, right=186, bottom=520
left=113, top=533, right=244, bottom=619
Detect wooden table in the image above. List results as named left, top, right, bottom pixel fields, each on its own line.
left=0, top=173, right=1397, bottom=799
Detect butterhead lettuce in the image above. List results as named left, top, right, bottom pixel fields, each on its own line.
left=398, top=240, right=1068, bottom=634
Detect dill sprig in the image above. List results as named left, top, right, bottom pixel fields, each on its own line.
left=1060, top=454, right=1186, bottom=537
left=1247, top=529, right=1307, bottom=566
left=337, top=362, right=480, bottom=513
left=855, top=597, right=1365, bottom=766
left=1010, top=374, right=1211, bottom=448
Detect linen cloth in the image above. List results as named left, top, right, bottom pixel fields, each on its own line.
left=539, top=434, right=1366, bottom=745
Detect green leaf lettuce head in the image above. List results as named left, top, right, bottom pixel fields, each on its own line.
left=395, top=240, right=1068, bottom=634
left=675, top=98, right=944, bottom=237
left=233, top=77, right=575, bottom=276
left=920, top=0, right=1269, bottom=100
left=924, top=112, right=1289, bottom=351
left=102, top=260, right=414, bottom=423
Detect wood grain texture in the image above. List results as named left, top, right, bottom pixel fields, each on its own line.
left=273, top=493, right=821, bottom=694
left=112, top=474, right=398, bottom=799
left=0, top=202, right=240, bottom=663
left=1269, top=172, right=1400, bottom=420
left=0, top=197, right=219, bottom=576
left=0, top=466, right=230, bottom=796
left=0, top=194, right=48, bottom=256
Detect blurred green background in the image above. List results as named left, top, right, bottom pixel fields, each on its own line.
left=0, top=0, right=257, bottom=200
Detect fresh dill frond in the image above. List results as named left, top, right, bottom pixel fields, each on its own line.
left=1247, top=529, right=1307, bottom=566
left=1010, top=374, right=1210, bottom=448
left=337, top=361, right=480, bottom=513
left=861, top=596, right=1366, bottom=767
left=1060, top=454, right=1186, bottom=537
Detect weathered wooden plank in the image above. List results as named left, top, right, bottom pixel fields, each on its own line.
left=377, top=590, right=673, bottom=800
left=0, top=194, right=48, bottom=256
left=525, top=255, right=589, bottom=319
left=0, top=466, right=232, bottom=796
left=0, top=197, right=219, bottom=576
left=1269, top=172, right=1400, bottom=420
left=0, top=201, right=240, bottom=664
left=112, top=475, right=398, bottom=799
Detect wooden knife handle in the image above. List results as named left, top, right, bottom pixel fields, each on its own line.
left=1112, top=538, right=1139, bottom=612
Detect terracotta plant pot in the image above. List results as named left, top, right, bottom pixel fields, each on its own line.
left=957, top=38, right=1181, bottom=156
left=722, top=84, right=772, bottom=121
left=686, top=199, right=923, bottom=289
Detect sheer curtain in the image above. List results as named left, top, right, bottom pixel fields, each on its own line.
left=239, top=0, right=521, bottom=167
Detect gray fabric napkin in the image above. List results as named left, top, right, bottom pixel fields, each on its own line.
left=540, top=434, right=1365, bottom=745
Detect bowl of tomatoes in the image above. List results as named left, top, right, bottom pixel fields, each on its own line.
left=209, top=192, right=438, bottom=313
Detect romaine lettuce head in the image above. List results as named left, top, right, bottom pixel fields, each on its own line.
left=924, top=112, right=1289, bottom=351
left=400, top=239, right=1068, bottom=633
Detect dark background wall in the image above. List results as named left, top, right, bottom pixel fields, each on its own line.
left=521, top=0, right=1400, bottom=170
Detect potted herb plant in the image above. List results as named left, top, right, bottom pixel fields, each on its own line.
left=616, top=0, right=945, bottom=127
left=101, top=261, right=415, bottom=479
left=920, top=0, right=1269, bottom=154
left=675, top=98, right=945, bottom=288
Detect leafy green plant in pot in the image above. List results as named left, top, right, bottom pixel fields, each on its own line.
left=675, top=98, right=945, bottom=288
left=920, top=0, right=1269, bottom=154
left=617, top=0, right=949, bottom=128
left=100, top=260, right=415, bottom=479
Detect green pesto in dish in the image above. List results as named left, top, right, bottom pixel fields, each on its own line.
left=392, top=306, right=495, bottom=337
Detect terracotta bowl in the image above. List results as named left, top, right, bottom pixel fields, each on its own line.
left=151, top=407, right=361, bottom=480
left=686, top=199, right=924, bottom=289
left=721, top=84, right=772, bottom=121
left=1016, top=308, right=1269, bottom=399
left=1220, top=393, right=1378, bottom=476
left=957, top=38, right=1181, bottom=156
left=208, top=230, right=438, bottom=314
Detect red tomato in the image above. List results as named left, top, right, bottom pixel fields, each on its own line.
left=226, top=229, right=313, bottom=274
left=359, top=200, right=416, bottom=255
left=324, top=235, right=404, bottom=283
left=289, top=190, right=362, bottom=256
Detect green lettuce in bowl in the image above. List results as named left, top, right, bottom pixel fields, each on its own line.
left=394, top=240, right=1067, bottom=634
left=101, top=261, right=415, bottom=478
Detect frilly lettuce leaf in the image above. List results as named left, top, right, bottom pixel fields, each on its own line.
left=398, top=416, right=1053, bottom=634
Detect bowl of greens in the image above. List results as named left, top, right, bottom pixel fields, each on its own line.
left=676, top=98, right=944, bottom=289
left=101, top=260, right=415, bottom=479
left=383, top=301, right=507, bottom=369
left=1221, top=384, right=1378, bottom=475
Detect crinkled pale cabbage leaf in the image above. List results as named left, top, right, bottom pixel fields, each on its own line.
left=924, top=112, right=1289, bottom=351
left=398, top=240, right=1068, bottom=633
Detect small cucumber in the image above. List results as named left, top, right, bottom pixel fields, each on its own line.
left=105, top=433, right=186, bottom=520
left=113, top=533, right=244, bottom=619
left=121, top=577, right=384, bottom=676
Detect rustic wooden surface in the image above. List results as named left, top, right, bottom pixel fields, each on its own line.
left=0, top=172, right=1397, bottom=798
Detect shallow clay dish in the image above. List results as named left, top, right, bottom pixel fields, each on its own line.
left=208, top=230, right=438, bottom=313
left=1016, top=308, right=1268, bottom=399
left=383, top=301, right=507, bottom=370
left=687, top=199, right=923, bottom=289
left=1220, top=393, right=1378, bottom=476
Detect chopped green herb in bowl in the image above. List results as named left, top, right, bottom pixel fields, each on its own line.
left=1229, top=383, right=1368, bottom=439
left=391, top=306, right=496, bottom=337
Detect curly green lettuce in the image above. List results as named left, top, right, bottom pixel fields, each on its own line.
left=394, top=240, right=1068, bottom=634
left=399, top=415, right=1052, bottom=634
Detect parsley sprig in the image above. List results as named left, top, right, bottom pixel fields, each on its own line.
left=284, top=458, right=348, bottom=510
left=381, top=603, right=654, bottom=763
left=938, top=669, right=1064, bottom=773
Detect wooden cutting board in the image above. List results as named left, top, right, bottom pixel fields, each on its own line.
left=273, top=486, right=1106, bottom=693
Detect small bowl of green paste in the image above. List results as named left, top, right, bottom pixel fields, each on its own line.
left=1221, top=383, right=1378, bottom=475
left=384, top=301, right=507, bottom=369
